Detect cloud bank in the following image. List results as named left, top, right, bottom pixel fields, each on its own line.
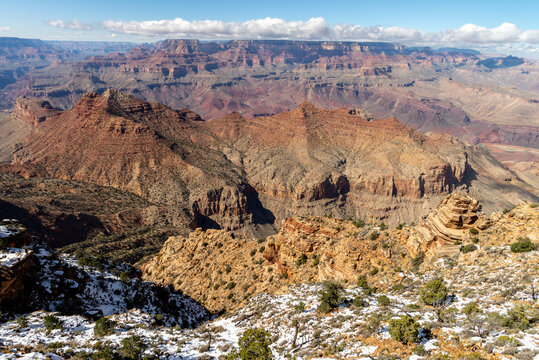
left=99, top=17, right=539, bottom=46
left=0, top=26, right=11, bottom=32
left=46, top=17, right=539, bottom=50
left=46, top=19, right=92, bottom=31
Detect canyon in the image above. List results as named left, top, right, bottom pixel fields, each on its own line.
left=2, top=89, right=536, bottom=246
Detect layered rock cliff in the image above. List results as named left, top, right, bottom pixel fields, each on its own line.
left=6, top=90, right=537, bottom=240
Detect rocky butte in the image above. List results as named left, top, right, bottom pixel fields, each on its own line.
left=3, top=89, right=536, bottom=245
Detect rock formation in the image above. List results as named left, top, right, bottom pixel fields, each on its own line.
left=5, top=90, right=536, bottom=242
left=143, top=216, right=408, bottom=312
left=0, top=221, right=34, bottom=311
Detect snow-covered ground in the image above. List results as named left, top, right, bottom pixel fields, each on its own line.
left=1, top=230, right=537, bottom=359
left=0, top=248, right=28, bottom=267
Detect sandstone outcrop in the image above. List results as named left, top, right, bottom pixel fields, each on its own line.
left=143, top=216, right=409, bottom=312
left=405, top=193, right=483, bottom=257
left=13, top=97, right=61, bottom=127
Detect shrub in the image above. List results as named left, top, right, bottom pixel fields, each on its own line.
left=388, top=315, right=420, bottom=344
left=502, top=305, right=538, bottom=330
left=377, top=295, right=390, bottom=307
left=296, top=254, right=307, bottom=266
left=317, top=281, right=343, bottom=313
left=461, top=244, right=477, bottom=254
left=152, top=313, right=165, bottom=326
left=227, top=328, right=272, bottom=360
left=357, top=275, right=369, bottom=289
left=369, top=268, right=379, bottom=276
left=463, top=302, right=482, bottom=318
left=469, top=227, right=479, bottom=235
left=250, top=249, right=257, bottom=257
left=352, top=220, right=365, bottom=228
left=396, top=223, right=405, bottom=230
left=16, top=316, right=28, bottom=328
left=44, top=314, right=63, bottom=333
left=353, top=296, right=366, bottom=308
left=120, top=271, right=131, bottom=283
left=420, top=278, right=449, bottom=306
left=94, top=317, right=117, bottom=337
left=294, top=302, right=305, bottom=313
left=259, top=246, right=265, bottom=253
left=118, top=335, right=146, bottom=360
left=413, top=345, right=427, bottom=356
left=379, top=222, right=386, bottom=231
left=411, top=251, right=425, bottom=269
left=369, top=232, right=379, bottom=240
left=226, top=282, right=236, bottom=290
left=471, top=237, right=479, bottom=244
left=510, top=237, right=536, bottom=253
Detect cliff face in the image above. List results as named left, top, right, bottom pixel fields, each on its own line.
left=0, top=222, right=34, bottom=311
left=142, top=194, right=538, bottom=312
left=142, top=216, right=409, bottom=312
left=8, top=90, right=520, bottom=238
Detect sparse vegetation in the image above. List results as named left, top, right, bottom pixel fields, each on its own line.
left=118, top=335, right=146, bottom=360
left=388, top=315, right=420, bottom=344
left=510, top=237, right=536, bottom=253
left=227, top=328, right=272, bottom=360
left=461, top=244, right=477, bottom=254
left=44, top=314, right=63, bottom=333
left=317, top=281, right=343, bottom=313
left=94, top=317, right=117, bottom=337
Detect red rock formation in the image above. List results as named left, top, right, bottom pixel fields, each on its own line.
left=6, top=90, right=535, bottom=236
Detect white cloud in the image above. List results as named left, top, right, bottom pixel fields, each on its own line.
left=46, top=19, right=92, bottom=31
left=0, top=26, right=10, bottom=32
left=44, top=17, right=539, bottom=56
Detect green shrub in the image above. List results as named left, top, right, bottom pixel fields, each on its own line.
left=226, top=282, right=236, bottom=290
left=471, top=237, right=479, bottom=244
left=411, top=251, right=425, bottom=269
left=16, top=316, right=28, bottom=328
left=296, top=254, right=307, bottom=266
left=369, top=268, right=379, bottom=276
left=44, top=314, right=63, bottom=333
left=530, top=202, right=538, bottom=208
left=510, top=237, right=536, bottom=253
left=227, top=328, right=272, bottom=360
left=463, top=302, right=482, bottom=318
left=461, top=244, right=477, bottom=254
left=469, top=228, right=478, bottom=235
left=317, top=281, right=343, bottom=313
left=502, top=305, right=538, bottom=330
left=152, top=313, right=165, bottom=326
left=396, top=223, right=405, bottom=230
left=250, top=249, right=257, bottom=257
left=379, top=222, right=386, bottom=231
left=118, top=335, right=146, bottom=360
left=357, top=275, right=369, bottom=289
left=312, top=254, right=319, bottom=267
left=120, top=271, right=131, bottom=283
left=413, top=345, right=427, bottom=356
left=93, top=343, right=118, bottom=360
left=369, top=232, right=379, bottom=241
left=420, top=278, right=449, bottom=306
left=388, top=315, right=420, bottom=344
left=94, top=317, right=117, bottom=337
left=259, top=246, right=265, bottom=253
left=377, top=295, right=390, bottom=307
left=352, top=220, right=365, bottom=228
left=353, top=296, right=366, bottom=308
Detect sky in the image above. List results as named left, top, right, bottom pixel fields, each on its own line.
left=1, top=0, right=538, bottom=57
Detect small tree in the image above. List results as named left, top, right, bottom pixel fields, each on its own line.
left=94, top=317, right=117, bottom=337
left=118, top=335, right=146, bottom=360
left=463, top=302, right=484, bottom=336
left=389, top=315, right=420, bottom=344
left=317, top=281, right=343, bottom=313
left=420, top=278, right=449, bottom=322
left=44, top=314, right=63, bottom=333
left=377, top=295, right=390, bottom=307
left=510, top=237, right=536, bottom=253
left=227, top=328, right=273, bottom=360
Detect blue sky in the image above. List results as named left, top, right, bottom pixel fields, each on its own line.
left=1, top=0, right=538, bottom=57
